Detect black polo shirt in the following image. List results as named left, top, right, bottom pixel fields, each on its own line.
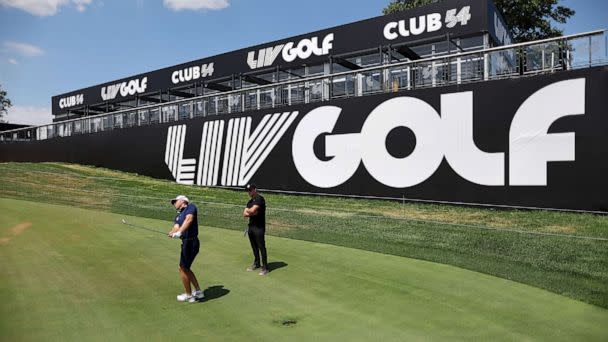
left=247, top=195, right=266, bottom=228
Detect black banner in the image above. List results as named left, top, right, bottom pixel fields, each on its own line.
left=52, top=0, right=505, bottom=115
left=7, top=67, right=608, bottom=211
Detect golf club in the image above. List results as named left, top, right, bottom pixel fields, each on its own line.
left=121, top=218, right=168, bottom=236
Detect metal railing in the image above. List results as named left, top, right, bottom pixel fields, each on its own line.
left=1, top=29, right=606, bottom=143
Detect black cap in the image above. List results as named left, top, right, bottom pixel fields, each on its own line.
left=245, top=183, right=257, bottom=191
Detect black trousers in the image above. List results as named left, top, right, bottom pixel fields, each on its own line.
left=248, top=225, right=267, bottom=268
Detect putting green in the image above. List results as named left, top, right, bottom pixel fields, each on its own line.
left=1, top=198, right=607, bottom=341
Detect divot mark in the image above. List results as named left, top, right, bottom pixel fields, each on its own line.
left=282, top=319, right=297, bottom=326
left=12, top=222, right=32, bottom=235
left=274, top=318, right=298, bottom=327
left=0, top=222, right=32, bottom=245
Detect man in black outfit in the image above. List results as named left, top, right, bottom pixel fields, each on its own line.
left=243, top=183, right=268, bottom=276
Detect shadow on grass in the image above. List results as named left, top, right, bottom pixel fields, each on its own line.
left=198, top=285, right=230, bottom=303
left=267, top=261, right=288, bottom=273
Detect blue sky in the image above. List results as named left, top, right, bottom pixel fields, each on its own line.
left=0, top=0, right=606, bottom=125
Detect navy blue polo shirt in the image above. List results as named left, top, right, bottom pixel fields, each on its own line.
left=174, top=203, right=198, bottom=239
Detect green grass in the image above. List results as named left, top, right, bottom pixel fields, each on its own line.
left=1, top=162, right=608, bottom=311
left=1, top=198, right=607, bottom=341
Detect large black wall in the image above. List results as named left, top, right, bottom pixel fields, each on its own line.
left=0, top=123, right=31, bottom=132
left=3, top=67, right=608, bottom=211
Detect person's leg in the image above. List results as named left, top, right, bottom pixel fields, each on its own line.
left=187, top=239, right=201, bottom=291
left=253, top=227, right=268, bottom=269
left=248, top=229, right=261, bottom=268
left=179, top=240, right=198, bottom=294
left=179, top=266, right=192, bottom=294
left=185, top=269, right=200, bottom=291
left=188, top=268, right=204, bottom=300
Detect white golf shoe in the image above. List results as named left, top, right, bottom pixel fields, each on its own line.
left=176, top=293, right=193, bottom=302
left=192, top=289, right=205, bottom=301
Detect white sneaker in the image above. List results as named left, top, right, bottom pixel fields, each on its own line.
left=192, top=289, right=205, bottom=300
left=176, top=293, right=193, bottom=302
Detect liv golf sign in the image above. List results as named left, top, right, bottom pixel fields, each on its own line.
left=164, top=78, right=586, bottom=190
left=3, top=69, right=606, bottom=210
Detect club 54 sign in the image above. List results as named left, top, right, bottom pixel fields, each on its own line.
left=383, top=6, right=472, bottom=40
left=58, top=94, right=84, bottom=109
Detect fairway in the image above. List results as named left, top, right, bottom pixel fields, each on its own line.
left=1, top=198, right=607, bottom=341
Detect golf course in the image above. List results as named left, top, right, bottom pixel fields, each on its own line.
left=1, top=163, right=608, bottom=340
left=1, top=0, right=607, bottom=339
left=2, top=199, right=607, bottom=341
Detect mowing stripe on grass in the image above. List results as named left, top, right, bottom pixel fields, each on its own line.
left=3, top=177, right=607, bottom=242
left=2, top=165, right=606, bottom=214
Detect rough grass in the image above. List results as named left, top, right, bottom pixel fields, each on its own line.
left=1, top=162, right=608, bottom=309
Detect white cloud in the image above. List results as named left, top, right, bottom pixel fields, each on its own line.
left=4, top=41, right=44, bottom=57
left=73, top=0, right=91, bottom=12
left=8, top=58, right=18, bottom=64
left=163, top=0, right=229, bottom=11
left=4, top=105, right=52, bottom=125
left=0, top=0, right=68, bottom=16
left=0, top=0, right=93, bottom=16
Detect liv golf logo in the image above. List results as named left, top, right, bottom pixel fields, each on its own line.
left=164, top=78, right=585, bottom=189
left=101, top=77, right=148, bottom=101
left=292, top=79, right=585, bottom=188
left=164, top=111, right=298, bottom=185
left=247, top=33, right=334, bottom=70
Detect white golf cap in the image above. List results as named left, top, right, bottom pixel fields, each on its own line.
left=170, top=195, right=189, bottom=204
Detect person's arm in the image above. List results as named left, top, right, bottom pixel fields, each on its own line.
left=243, top=205, right=260, bottom=218
left=169, top=214, right=194, bottom=238
left=168, top=223, right=180, bottom=236
left=178, top=214, right=194, bottom=233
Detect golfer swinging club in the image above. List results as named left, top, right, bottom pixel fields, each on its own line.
left=243, top=183, right=269, bottom=276
left=168, top=195, right=205, bottom=302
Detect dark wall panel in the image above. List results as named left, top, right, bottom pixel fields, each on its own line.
left=4, top=67, right=608, bottom=211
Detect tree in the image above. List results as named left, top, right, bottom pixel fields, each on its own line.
left=0, top=84, right=12, bottom=123
left=382, top=0, right=575, bottom=42
left=383, top=0, right=441, bottom=15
